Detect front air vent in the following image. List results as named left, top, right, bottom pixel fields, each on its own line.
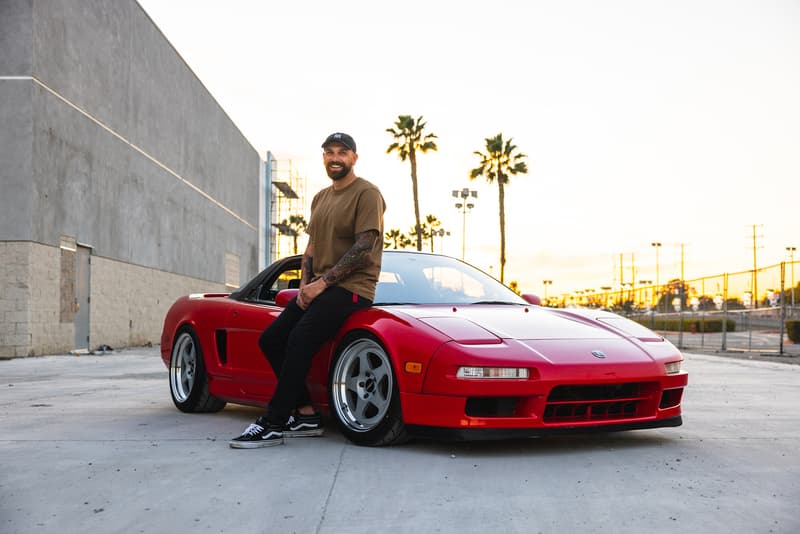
left=465, top=397, right=519, bottom=417
left=544, top=382, right=659, bottom=423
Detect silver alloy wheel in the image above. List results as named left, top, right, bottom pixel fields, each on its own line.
left=170, top=331, right=197, bottom=403
left=331, top=338, right=394, bottom=432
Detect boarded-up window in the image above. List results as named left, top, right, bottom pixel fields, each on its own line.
left=225, top=252, right=240, bottom=289
left=60, top=236, right=77, bottom=323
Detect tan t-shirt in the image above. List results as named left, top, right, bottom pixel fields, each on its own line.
left=306, top=177, right=385, bottom=301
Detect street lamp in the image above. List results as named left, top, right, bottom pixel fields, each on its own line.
left=431, top=228, right=450, bottom=253
left=542, top=280, right=552, bottom=304
left=788, top=246, right=797, bottom=310
left=651, top=242, right=662, bottom=310
left=452, top=188, right=478, bottom=260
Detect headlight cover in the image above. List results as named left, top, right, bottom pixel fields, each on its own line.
left=456, top=367, right=529, bottom=379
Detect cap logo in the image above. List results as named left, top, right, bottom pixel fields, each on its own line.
left=591, top=350, right=606, bottom=359
left=322, top=132, right=356, bottom=152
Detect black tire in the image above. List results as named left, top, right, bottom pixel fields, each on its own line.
left=328, top=331, right=408, bottom=446
left=169, top=326, right=226, bottom=413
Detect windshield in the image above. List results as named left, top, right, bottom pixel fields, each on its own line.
left=374, top=252, right=527, bottom=305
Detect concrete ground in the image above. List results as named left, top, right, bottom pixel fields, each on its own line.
left=1, top=347, right=798, bottom=534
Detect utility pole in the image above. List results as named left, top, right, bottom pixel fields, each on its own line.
left=750, top=224, right=764, bottom=309
left=787, top=246, right=796, bottom=312
left=619, top=253, right=624, bottom=307
left=651, top=242, right=662, bottom=310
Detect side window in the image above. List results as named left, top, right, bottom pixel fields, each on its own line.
left=256, top=268, right=301, bottom=302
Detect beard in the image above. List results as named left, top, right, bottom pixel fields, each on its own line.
left=326, top=161, right=351, bottom=180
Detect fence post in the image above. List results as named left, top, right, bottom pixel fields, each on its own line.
left=678, top=284, right=684, bottom=349
left=721, top=273, right=728, bottom=351
left=780, top=262, right=786, bottom=355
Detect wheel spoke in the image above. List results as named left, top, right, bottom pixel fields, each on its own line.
left=353, top=396, right=370, bottom=420
left=357, top=352, right=370, bottom=376
left=181, top=373, right=191, bottom=393
left=346, top=375, right=360, bottom=393
left=371, top=359, right=389, bottom=384
left=372, top=378, right=389, bottom=404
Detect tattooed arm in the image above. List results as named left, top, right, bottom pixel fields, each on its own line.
left=296, top=230, right=379, bottom=309
left=321, top=230, right=379, bottom=286
left=299, top=242, right=315, bottom=288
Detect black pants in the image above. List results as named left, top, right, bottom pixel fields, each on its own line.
left=258, top=286, right=371, bottom=426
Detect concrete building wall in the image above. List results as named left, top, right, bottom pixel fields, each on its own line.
left=0, top=0, right=263, bottom=357
left=0, top=241, right=228, bottom=358
left=89, top=254, right=227, bottom=350
left=0, top=242, right=34, bottom=358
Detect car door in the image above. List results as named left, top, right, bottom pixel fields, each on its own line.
left=223, top=262, right=302, bottom=397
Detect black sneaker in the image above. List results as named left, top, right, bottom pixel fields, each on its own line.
left=229, top=418, right=284, bottom=449
left=284, top=413, right=324, bottom=437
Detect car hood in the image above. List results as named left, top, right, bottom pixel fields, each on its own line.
left=389, top=305, right=621, bottom=342
left=386, top=305, right=666, bottom=365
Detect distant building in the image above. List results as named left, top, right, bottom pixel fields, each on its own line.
left=0, top=0, right=261, bottom=357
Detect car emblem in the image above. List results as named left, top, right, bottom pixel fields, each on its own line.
left=591, top=350, right=606, bottom=359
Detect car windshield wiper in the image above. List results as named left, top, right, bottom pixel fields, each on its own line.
left=375, top=302, right=416, bottom=305
left=471, top=300, right=521, bottom=305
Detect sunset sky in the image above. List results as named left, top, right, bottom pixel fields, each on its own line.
left=138, top=0, right=799, bottom=297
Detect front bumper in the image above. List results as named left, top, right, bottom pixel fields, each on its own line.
left=399, top=371, right=687, bottom=438
left=407, top=415, right=683, bottom=441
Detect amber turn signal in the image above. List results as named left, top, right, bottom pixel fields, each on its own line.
left=404, top=362, right=423, bottom=374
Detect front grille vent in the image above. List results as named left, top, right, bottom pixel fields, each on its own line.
left=544, top=382, right=658, bottom=423
left=465, top=397, right=518, bottom=417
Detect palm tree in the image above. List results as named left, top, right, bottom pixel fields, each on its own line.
left=384, top=229, right=412, bottom=250
left=386, top=115, right=438, bottom=251
left=278, top=214, right=307, bottom=254
left=408, top=224, right=431, bottom=252
left=470, top=133, right=528, bottom=284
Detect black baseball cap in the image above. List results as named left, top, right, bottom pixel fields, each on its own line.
left=321, top=132, right=356, bottom=152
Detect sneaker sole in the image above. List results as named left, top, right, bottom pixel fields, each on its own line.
left=228, top=438, right=284, bottom=449
left=284, top=429, right=324, bottom=438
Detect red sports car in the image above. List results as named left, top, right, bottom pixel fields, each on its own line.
left=160, top=251, right=687, bottom=446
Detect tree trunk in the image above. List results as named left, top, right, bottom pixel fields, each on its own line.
left=410, top=148, right=422, bottom=251
left=498, top=178, right=506, bottom=284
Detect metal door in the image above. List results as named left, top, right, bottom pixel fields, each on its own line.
left=74, top=245, right=91, bottom=349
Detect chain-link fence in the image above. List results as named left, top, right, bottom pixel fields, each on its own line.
left=557, top=261, right=799, bottom=355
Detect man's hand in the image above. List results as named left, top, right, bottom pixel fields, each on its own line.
left=296, top=277, right=328, bottom=310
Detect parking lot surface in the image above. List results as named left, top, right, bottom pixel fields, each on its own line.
left=1, top=347, right=798, bottom=533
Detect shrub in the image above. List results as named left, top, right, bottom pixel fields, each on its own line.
left=634, top=317, right=735, bottom=333
left=787, top=320, right=800, bottom=343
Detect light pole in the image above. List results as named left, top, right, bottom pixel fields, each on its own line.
left=431, top=228, right=450, bottom=253
left=542, top=280, right=552, bottom=305
left=452, top=188, right=477, bottom=260
left=651, top=242, right=661, bottom=310
left=788, top=246, right=797, bottom=311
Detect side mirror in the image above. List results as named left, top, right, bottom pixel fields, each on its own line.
left=276, top=288, right=299, bottom=308
left=521, top=293, right=541, bottom=306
